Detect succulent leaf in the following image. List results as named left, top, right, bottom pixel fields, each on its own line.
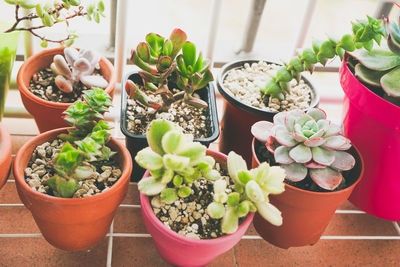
left=322, top=136, right=349, bottom=149
left=251, top=121, right=274, bottom=143
left=161, top=188, right=178, bottom=204
left=221, top=206, right=239, bottom=234
left=310, top=167, right=343, bottom=190
left=355, top=63, right=389, bottom=87
left=255, top=201, right=283, bottom=226
left=311, top=147, right=335, bottom=166
left=307, top=108, right=326, bottom=121
left=274, top=146, right=294, bottom=164
left=207, top=202, right=225, bottom=219
left=161, top=130, right=184, bottom=154
left=330, top=151, right=356, bottom=171
left=289, top=144, right=312, bottom=163
left=245, top=180, right=265, bottom=202
left=138, top=176, right=166, bottom=196
left=163, top=154, right=190, bottom=171
left=349, top=49, right=400, bottom=71
left=280, top=163, right=308, bottom=182
left=381, top=66, right=400, bottom=97
left=135, top=147, right=164, bottom=170
left=227, top=151, right=248, bottom=185
left=147, top=120, right=177, bottom=155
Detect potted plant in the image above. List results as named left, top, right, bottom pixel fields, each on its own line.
left=136, top=119, right=285, bottom=266
left=262, top=13, right=400, bottom=220
left=250, top=108, right=363, bottom=248
left=1, top=0, right=114, bottom=133
left=0, top=122, right=12, bottom=190
left=120, top=29, right=219, bottom=181
left=217, top=60, right=319, bottom=166
left=13, top=88, right=132, bottom=251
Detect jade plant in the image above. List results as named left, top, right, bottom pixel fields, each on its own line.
left=126, top=29, right=213, bottom=111
left=251, top=108, right=356, bottom=191
left=3, top=0, right=105, bottom=46
left=207, top=151, right=285, bottom=234
left=51, top=47, right=108, bottom=93
left=47, top=88, right=115, bottom=197
left=260, top=14, right=400, bottom=105
left=136, top=119, right=285, bottom=235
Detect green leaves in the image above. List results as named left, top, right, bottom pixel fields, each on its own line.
left=147, top=120, right=177, bottom=155
left=47, top=176, right=80, bottom=198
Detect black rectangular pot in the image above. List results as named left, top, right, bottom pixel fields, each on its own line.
left=120, top=72, right=220, bottom=181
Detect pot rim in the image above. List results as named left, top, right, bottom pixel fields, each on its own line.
left=139, top=149, right=254, bottom=245
left=217, top=59, right=320, bottom=117
left=120, top=71, right=220, bottom=144
left=0, top=123, right=12, bottom=169
left=251, top=137, right=364, bottom=196
left=13, top=127, right=132, bottom=204
left=17, top=47, right=116, bottom=109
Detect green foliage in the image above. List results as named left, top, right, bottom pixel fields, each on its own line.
left=128, top=29, right=213, bottom=111
left=136, top=120, right=218, bottom=203
left=47, top=88, right=115, bottom=198
left=207, top=151, right=285, bottom=234
left=261, top=16, right=385, bottom=99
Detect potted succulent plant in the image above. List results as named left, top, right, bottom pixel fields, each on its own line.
left=13, top=88, right=132, bottom=251
left=251, top=108, right=363, bottom=248
left=120, top=29, right=219, bottom=181
left=2, top=0, right=114, bottom=133
left=0, top=122, right=12, bottom=190
left=262, top=13, right=400, bottom=220
left=136, top=119, right=285, bottom=266
left=217, top=60, right=319, bottom=167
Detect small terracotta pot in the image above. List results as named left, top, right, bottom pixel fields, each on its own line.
left=217, top=60, right=319, bottom=167
left=251, top=138, right=364, bottom=249
left=340, top=55, right=400, bottom=220
left=0, top=123, right=12, bottom=190
left=17, top=48, right=116, bottom=133
left=13, top=128, right=132, bottom=251
left=140, top=150, right=254, bottom=267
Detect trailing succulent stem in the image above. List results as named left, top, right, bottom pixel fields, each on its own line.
left=261, top=16, right=385, bottom=99
left=251, top=108, right=356, bottom=191
left=3, top=0, right=105, bottom=46
left=47, top=88, right=115, bottom=198
left=137, top=120, right=285, bottom=235
left=127, top=29, right=213, bottom=111
left=51, top=47, right=108, bottom=93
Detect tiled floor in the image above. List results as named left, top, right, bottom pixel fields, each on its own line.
left=1, top=83, right=400, bottom=266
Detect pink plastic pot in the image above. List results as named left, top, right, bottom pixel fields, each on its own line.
left=0, top=123, right=12, bottom=190
left=139, top=150, right=254, bottom=267
left=340, top=55, right=400, bottom=221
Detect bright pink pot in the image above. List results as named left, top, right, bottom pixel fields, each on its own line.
left=340, top=56, right=400, bottom=221
left=139, top=150, right=254, bottom=267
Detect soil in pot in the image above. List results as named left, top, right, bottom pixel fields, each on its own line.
left=24, top=138, right=122, bottom=198
left=223, top=61, right=312, bottom=112
left=149, top=163, right=245, bottom=240
left=29, top=67, right=103, bottom=103
left=126, top=88, right=209, bottom=139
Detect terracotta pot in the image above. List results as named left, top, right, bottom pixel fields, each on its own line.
left=251, top=138, right=364, bottom=249
left=121, top=72, right=220, bottom=182
left=340, top=55, right=400, bottom=220
left=217, top=60, right=319, bottom=167
left=17, top=47, right=116, bottom=133
left=13, top=128, right=132, bottom=251
left=140, top=149, right=254, bottom=267
left=0, top=123, right=12, bottom=190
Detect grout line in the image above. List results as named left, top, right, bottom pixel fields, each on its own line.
left=0, top=234, right=42, bottom=237
left=393, top=222, right=400, bottom=236
left=233, top=247, right=239, bottom=267
left=0, top=204, right=24, bottom=207
left=119, top=204, right=141, bottom=208
left=107, top=233, right=152, bottom=238
left=106, top=221, right=114, bottom=267
left=6, top=180, right=15, bottom=183
left=334, top=210, right=365, bottom=214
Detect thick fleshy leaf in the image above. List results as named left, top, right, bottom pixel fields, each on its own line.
left=74, top=58, right=91, bottom=73
left=55, top=75, right=73, bottom=93
left=245, top=180, right=265, bottom=202
left=266, top=136, right=279, bottom=153
left=251, top=121, right=274, bottom=143
left=317, top=119, right=330, bottom=133
left=387, top=33, right=400, bottom=55
left=304, top=138, right=326, bottom=147
left=355, top=63, right=389, bottom=87
left=163, top=154, right=190, bottom=171
left=182, top=41, right=196, bottom=67
left=135, top=147, right=164, bottom=170
left=161, top=188, right=178, bottom=204
left=307, top=108, right=326, bottom=121
left=221, top=206, right=239, bottom=234
left=275, top=127, right=297, bottom=147
left=349, top=49, right=400, bottom=71
left=336, top=141, right=352, bottom=150
left=280, top=163, right=308, bottom=182
left=207, top=202, right=225, bottom=219
left=274, top=146, right=294, bottom=164
left=161, top=130, right=184, bottom=154
left=177, top=142, right=206, bottom=163
left=273, top=111, right=286, bottom=126
left=169, top=28, right=187, bottom=59
left=147, top=120, right=177, bottom=155
left=310, top=167, right=343, bottom=190
left=178, top=186, right=192, bottom=198
left=285, top=114, right=297, bottom=132
left=53, top=54, right=72, bottom=78
left=255, top=201, right=283, bottom=226
left=292, top=131, right=308, bottom=142
left=331, top=151, right=356, bottom=171
left=138, top=176, right=166, bottom=196
left=289, top=144, right=312, bottom=163
left=312, top=147, right=335, bottom=166
left=261, top=166, right=285, bottom=194
left=325, top=122, right=342, bottom=137
left=80, top=75, right=108, bottom=88
left=64, top=47, right=79, bottom=66
left=309, top=129, right=325, bottom=139
left=227, top=151, right=248, bottom=184
left=322, top=136, right=348, bottom=149
left=214, top=179, right=227, bottom=194
left=295, top=114, right=313, bottom=127
left=381, top=66, right=400, bottom=97
left=305, top=161, right=326, bottom=168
